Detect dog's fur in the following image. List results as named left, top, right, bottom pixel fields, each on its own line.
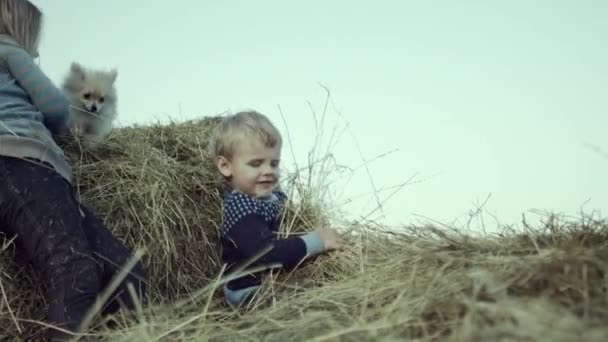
left=61, top=62, right=118, bottom=147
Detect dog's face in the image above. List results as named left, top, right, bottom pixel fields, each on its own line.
left=79, top=87, right=107, bottom=113
left=65, top=62, right=117, bottom=114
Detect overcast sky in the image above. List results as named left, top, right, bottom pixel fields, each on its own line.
left=31, top=0, right=607, bottom=230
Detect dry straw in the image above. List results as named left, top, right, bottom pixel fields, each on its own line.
left=1, top=116, right=607, bottom=341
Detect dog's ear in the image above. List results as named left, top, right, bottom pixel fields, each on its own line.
left=109, top=69, right=118, bottom=83
left=70, top=62, right=85, bottom=81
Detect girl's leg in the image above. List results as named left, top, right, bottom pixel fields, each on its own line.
left=0, top=157, right=100, bottom=341
left=79, top=205, right=147, bottom=315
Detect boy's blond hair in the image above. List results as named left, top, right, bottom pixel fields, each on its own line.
left=208, top=110, right=282, bottom=161
left=0, top=0, right=42, bottom=57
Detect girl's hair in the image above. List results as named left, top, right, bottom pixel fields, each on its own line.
left=0, top=0, right=42, bottom=56
left=208, top=110, right=282, bottom=161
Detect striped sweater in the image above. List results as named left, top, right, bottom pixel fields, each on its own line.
left=0, top=34, right=72, bottom=182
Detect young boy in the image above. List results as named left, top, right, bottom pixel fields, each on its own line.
left=208, top=110, right=342, bottom=307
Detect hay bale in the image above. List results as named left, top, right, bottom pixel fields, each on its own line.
left=2, top=117, right=608, bottom=341
left=0, top=116, right=326, bottom=340
left=66, top=118, right=226, bottom=300
left=0, top=117, right=215, bottom=337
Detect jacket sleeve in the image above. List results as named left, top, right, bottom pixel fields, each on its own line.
left=224, top=214, right=325, bottom=271
left=5, top=48, right=70, bottom=134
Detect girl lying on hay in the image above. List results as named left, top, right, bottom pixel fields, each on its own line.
left=0, top=1, right=145, bottom=340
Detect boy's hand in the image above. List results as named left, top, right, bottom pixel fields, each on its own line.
left=315, top=227, right=342, bottom=251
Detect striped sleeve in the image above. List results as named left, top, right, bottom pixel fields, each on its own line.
left=5, top=48, right=70, bottom=134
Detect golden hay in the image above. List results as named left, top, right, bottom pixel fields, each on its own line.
left=1, top=117, right=608, bottom=341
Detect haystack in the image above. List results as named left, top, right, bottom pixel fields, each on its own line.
left=0, top=116, right=326, bottom=339
left=1, top=117, right=608, bottom=341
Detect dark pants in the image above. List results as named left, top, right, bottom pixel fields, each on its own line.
left=0, top=156, right=146, bottom=341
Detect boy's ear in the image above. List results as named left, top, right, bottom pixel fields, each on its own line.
left=216, top=156, right=232, bottom=178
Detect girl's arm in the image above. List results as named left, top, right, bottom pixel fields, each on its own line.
left=5, top=47, right=71, bottom=134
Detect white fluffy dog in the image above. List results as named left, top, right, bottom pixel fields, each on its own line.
left=61, top=62, right=118, bottom=147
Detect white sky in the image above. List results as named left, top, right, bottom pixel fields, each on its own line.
left=32, top=0, right=607, bottom=231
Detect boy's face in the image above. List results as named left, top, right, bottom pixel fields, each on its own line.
left=216, top=139, right=281, bottom=198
